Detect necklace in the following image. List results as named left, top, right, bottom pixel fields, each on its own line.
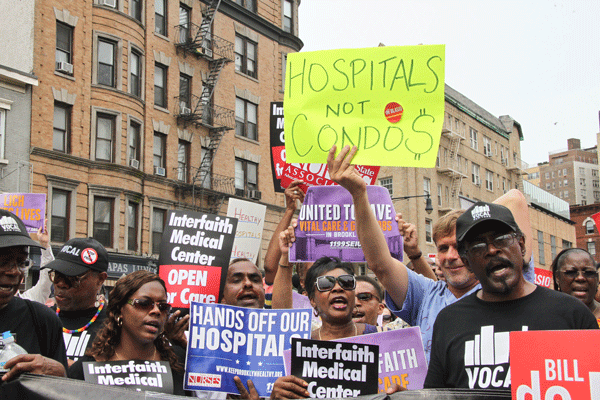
left=56, top=298, right=105, bottom=334
left=115, top=347, right=157, bottom=361
left=318, top=323, right=358, bottom=340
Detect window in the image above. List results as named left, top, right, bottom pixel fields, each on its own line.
left=153, top=132, right=166, bottom=169
left=131, top=0, right=142, bottom=21
left=469, top=128, right=478, bottom=150
left=471, top=163, right=480, bottom=185
left=178, top=4, right=191, bottom=43
left=545, top=183, right=550, bottom=190
left=423, top=177, right=431, bottom=196
left=177, top=140, right=189, bottom=182
left=562, top=240, right=572, bottom=249
left=128, top=121, right=141, bottom=166
left=235, top=98, right=257, bottom=140
left=593, top=169, right=599, bottom=177
left=586, top=220, right=595, bottom=235
left=445, top=186, right=449, bottom=204
left=283, top=0, right=293, bottom=33
left=425, top=219, right=432, bottom=243
left=235, top=158, right=258, bottom=191
left=551, top=171, right=555, bottom=178
left=51, top=189, right=70, bottom=242
left=564, top=179, right=568, bottom=186
left=579, top=167, right=585, bottom=174
left=437, top=184, right=442, bottom=206
left=235, top=35, right=257, bottom=78
left=0, top=109, right=5, bottom=159
left=56, top=22, right=73, bottom=69
left=53, top=103, right=70, bottom=153
left=97, top=39, right=116, bottom=87
left=564, top=168, right=568, bottom=176
left=550, top=235, right=557, bottom=261
left=483, top=136, right=492, bottom=157
left=198, top=146, right=212, bottom=189
left=485, top=170, right=493, bottom=191
left=537, top=230, right=545, bottom=265
left=130, top=50, right=142, bottom=97
left=127, top=201, right=138, bottom=252
left=235, top=0, right=256, bottom=12
left=93, top=197, right=113, bottom=248
left=179, top=74, right=191, bottom=110
left=580, top=178, right=587, bottom=186
left=155, top=0, right=167, bottom=36
left=152, top=208, right=166, bottom=254
left=588, top=242, right=596, bottom=256
left=379, top=177, right=393, bottom=196
left=95, top=114, right=115, bottom=161
left=154, top=63, right=167, bottom=108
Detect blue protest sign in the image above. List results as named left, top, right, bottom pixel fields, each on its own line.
left=184, top=302, right=312, bottom=396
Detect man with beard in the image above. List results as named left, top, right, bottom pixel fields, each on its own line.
left=326, top=145, right=533, bottom=361
left=46, top=237, right=108, bottom=366
left=0, top=210, right=67, bottom=382
left=424, top=201, right=597, bottom=390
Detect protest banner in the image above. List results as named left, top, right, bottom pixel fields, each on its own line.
left=184, top=302, right=312, bottom=396
left=534, top=267, right=553, bottom=288
left=284, top=45, right=445, bottom=167
left=291, top=338, right=378, bottom=399
left=226, top=198, right=266, bottom=265
left=0, top=193, right=45, bottom=232
left=158, top=210, right=237, bottom=308
left=289, top=185, right=402, bottom=262
left=82, top=360, right=173, bottom=393
left=284, top=327, right=427, bottom=392
left=270, top=101, right=380, bottom=194
left=511, top=330, right=600, bottom=400
left=592, top=211, right=600, bottom=232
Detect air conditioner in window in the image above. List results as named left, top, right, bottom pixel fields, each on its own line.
left=249, top=190, right=261, bottom=200
left=181, top=107, right=191, bottom=115
left=56, top=61, right=73, bottom=74
left=129, top=159, right=140, bottom=169
left=154, top=166, right=166, bottom=176
left=235, top=188, right=245, bottom=197
left=201, top=45, right=213, bottom=58
left=100, top=0, right=117, bottom=7
left=475, top=178, right=481, bottom=187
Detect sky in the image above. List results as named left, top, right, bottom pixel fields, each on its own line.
left=297, top=0, right=600, bottom=166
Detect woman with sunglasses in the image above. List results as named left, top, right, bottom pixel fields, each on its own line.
left=68, top=270, right=189, bottom=395
left=552, top=248, right=600, bottom=326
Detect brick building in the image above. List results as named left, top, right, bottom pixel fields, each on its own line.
left=570, top=203, right=600, bottom=263
left=25, top=0, right=301, bottom=281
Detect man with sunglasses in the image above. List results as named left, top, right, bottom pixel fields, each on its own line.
left=424, top=201, right=597, bottom=390
left=0, top=209, right=67, bottom=381
left=45, top=237, right=108, bottom=366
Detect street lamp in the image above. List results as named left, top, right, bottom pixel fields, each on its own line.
left=392, top=194, right=434, bottom=214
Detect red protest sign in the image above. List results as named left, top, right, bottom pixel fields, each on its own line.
left=159, top=264, right=222, bottom=308
left=534, top=267, right=553, bottom=288
left=511, top=330, right=600, bottom=400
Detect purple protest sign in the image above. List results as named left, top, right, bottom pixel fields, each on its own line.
left=289, top=185, right=402, bottom=262
left=0, top=193, right=46, bottom=233
left=284, top=327, right=427, bottom=392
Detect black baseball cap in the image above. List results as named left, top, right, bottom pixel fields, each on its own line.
left=456, top=202, right=519, bottom=244
left=45, top=237, right=109, bottom=276
left=0, top=209, right=43, bottom=249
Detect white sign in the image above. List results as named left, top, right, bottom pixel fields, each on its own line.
left=227, top=198, right=267, bottom=265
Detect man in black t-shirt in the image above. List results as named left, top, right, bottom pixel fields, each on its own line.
left=45, top=237, right=108, bottom=366
left=424, top=202, right=599, bottom=391
left=0, top=209, right=67, bottom=381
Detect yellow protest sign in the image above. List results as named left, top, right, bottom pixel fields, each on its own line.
left=284, top=45, right=445, bottom=167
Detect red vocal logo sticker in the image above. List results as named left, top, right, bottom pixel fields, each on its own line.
left=384, top=102, right=403, bottom=123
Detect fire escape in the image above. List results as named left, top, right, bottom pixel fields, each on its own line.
left=174, top=0, right=235, bottom=214
left=437, top=116, right=467, bottom=209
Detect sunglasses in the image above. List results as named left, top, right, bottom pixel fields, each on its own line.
left=382, top=314, right=396, bottom=322
left=127, top=298, right=172, bottom=313
left=561, top=269, right=598, bottom=279
left=356, top=292, right=380, bottom=302
left=0, top=258, right=32, bottom=274
left=315, top=274, right=356, bottom=292
left=49, top=270, right=92, bottom=288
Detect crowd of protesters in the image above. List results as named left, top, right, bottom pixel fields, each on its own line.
left=1, top=145, right=599, bottom=398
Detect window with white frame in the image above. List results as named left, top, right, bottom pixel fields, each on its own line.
left=283, top=0, right=293, bottom=33
left=152, top=207, right=166, bottom=254
left=483, top=136, right=492, bottom=157
left=469, top=128, right=478, bottom=150
left=97, top=38, right=117, bottom=87
left=423, top=177, right=431, bottom=196
left=178, top=4, right=191, bottom=44
left=425, top=219, right=432, bottom=243
left=93, top=197, right=113, bottom=248
left=537, top=230, right=545, bottom=265
left=154, top=63, right=168, bottom=108
left=472, top=163, right=480, bottom=185
left=179, top=74, right=191, bottom=110
left=177, top=140, right=189, bottom=182
left=379, top=177, right=393, bottom=196
left=235, top=158, right=258, bottom=192
left=95, top=113, right=115, bottom=161
left=153, top=132, right=166, bottom=169
left=155, top=0, right=167, bottom=36
left=131, top=0, right=142, bottom=22
left=586, top=220, right=595, bottom=235
left=51, top=189, right=70, bottom=242
left=437, top=184, right=442, bottom=206
left=127, top=201, right=138, bottom=252
left=128, top=120, right=141, bottom=167
left=235, top=97, right=258, bottom=140
left=130, top=50, right=142, bottom=97
left=588, top=241, right=596, bottom=256
left=485, top=170, right=493, bottom=191
left=235, top=35, right=257, bottom=78
left=53, top=103, right=70, bottom=153
left=56, top=22, right=73, bottom=72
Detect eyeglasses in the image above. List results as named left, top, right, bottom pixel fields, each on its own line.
left=49, top=270, right=91, bottom=289
left=0, top=258, right=32, bottom=274
left=127, top=298, right=172, bottom=314
left=466, top=233, right=518, bottom=257
left=356, top=292, right=380, bottom=302
left=382, top=314, right=396, bottom=322
left=315, top=274, right=356, bottom=292
left=561, top=269, right=598, bottom=279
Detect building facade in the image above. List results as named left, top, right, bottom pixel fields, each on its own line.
left=28, top=0, right=302, bottom=280
left=570, top=203, right=600, bottom=263
left=537, top=138, right=599, bottom=206
left=378, top=84, right=528, bottom=257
